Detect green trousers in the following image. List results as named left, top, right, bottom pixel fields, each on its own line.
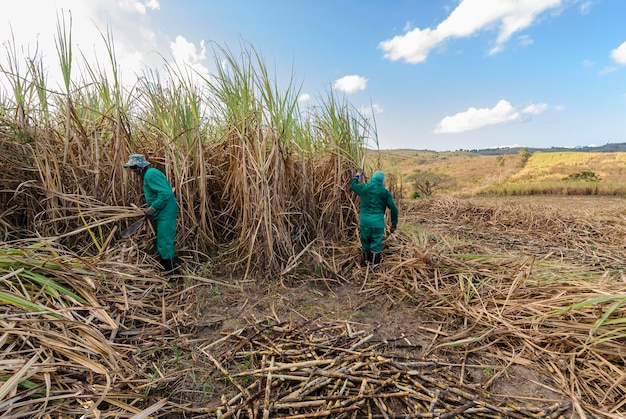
left=359, top=226, right=384, bottom=253
left=151, top=217, right=176, bottom=260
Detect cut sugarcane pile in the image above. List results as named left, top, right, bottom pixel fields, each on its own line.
left=201, top=318, right=571, bottom=418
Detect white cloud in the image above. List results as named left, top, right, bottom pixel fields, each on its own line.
left=517, top=34, right=534, bottom=47
left=434, top=99, right=540, bottom=134
left=599, top=66, right=617, bottom=75
left=298, top=93, right=310, bottom=102
left=610, top=41, right=626, bottom=65
left=333, top=75, right=367, bottom=94
left=577, top=0, right=593, bottom=15
left=378, top=27, right=439, bottom=64
left=379, top=0, right=562, bottom=63
left=0, top=0, right=174, bottom=91
left=522, top=103, right=548, bottom=114
left=359, top=103, right=383, bottom=116
left=485, top=144, right=522, bottom=149
left=170, top=35, right=209, bottom=79
left=118, top=0, right=160, bottom=14
left=145, top=0, right=160, bottom=10
left=582, top=59, right=595, bottom=68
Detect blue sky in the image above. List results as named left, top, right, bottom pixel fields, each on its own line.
left=1, top=0, right=625, bottom=151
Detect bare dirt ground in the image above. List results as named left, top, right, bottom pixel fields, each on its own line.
left=165, top=195, right=626, bottom=418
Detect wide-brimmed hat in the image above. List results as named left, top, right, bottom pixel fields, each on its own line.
left=123, top=154, right=150, bottom=168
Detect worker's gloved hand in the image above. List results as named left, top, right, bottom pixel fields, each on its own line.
left=354, top=169, right=363, bottom=180
left=390, top=224, right=397, bottom=233
left=144, top=206, right=156, bottom=219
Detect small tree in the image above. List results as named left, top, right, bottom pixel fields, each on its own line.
left=408, top=171, right=455, bottom=196
left=517, top=148, right=531, bottom=168
left=563, top=171, right=601, bottom=182
left=496, top=155, right=505, bottom=183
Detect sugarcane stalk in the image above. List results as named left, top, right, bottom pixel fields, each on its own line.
left=258, top=373, right=309, bottom=381
left=372, top=397, right=390, bottom=419
left=262, top=356, right=274, bottom=419
left=274, top=402, right=362, bottom=418
left=225, top=379, right=262, bottom=407
left=205, top=351, right=250, bottom=398
left=428, top=389, right=440, bottom=412
left=259, top=353, right=267, bottom=391
left=349, top=333, right=374, bottom=351
left=438, top=400, right=475, bottom=419
left=285, top=376, right=334, bottom=401
left=544, top=404, right=575, bottom=419
left=326, top=377, right=344, bottom=409
left=280, top=360, right=352, bottom=401
left=272, top=399, right=326, bottom=410
left=391, top=383, right=432, bottom=403
left=366, top=391, right=412, bottom=400
left=471, top=399, right=530, bottom=419
left=234, top=358, right=335, bottom=377
left=312, top=367, right=384, bottom=385
left=336, top=378, right=368, bottom=409
left=205, top=317, right=574, bottom=419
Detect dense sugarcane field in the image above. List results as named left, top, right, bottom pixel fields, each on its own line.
left=2, top=32, right=626, bottom=418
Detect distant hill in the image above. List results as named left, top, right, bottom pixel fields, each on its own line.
left=462, top=142, right=626, bottom=155
left=368, top=148, right=626, bottom=197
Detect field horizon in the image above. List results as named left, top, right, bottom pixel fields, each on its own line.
left=370, top=148, right=626, bottom=197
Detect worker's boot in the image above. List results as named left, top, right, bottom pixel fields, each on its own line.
left=371, top=252, right=382, bottom=265
left=161, top=258, right=176, bottom=279
left=361, top=251, right=372, bottom=267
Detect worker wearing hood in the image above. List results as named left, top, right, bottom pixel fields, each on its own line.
left=350, top=170, right=399, bottom=265
left=124, top=154, right=179, bottom=277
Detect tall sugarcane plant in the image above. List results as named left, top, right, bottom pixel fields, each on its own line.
left=198, top=43, right=368, bottom=275
left=0, top=23, right=374, bottom=276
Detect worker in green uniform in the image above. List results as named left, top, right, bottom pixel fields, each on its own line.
left=124, top=154, right=178, bottom=277
left=350, top=170, right=398, bottom=265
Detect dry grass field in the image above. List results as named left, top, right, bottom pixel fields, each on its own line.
left=2, top=140, right=626, bottom=418
left=373, top=149, right=626, bottom=197
left=2, top=145, right=626, bottom=418
left=180, top=194, right=625, bottom=418
left=2, top=168, right=626, bottom=418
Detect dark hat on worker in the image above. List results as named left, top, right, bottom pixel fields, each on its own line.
left=123, top=154, right=150, bottom=168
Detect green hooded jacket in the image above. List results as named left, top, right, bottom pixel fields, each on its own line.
left=142, top=166, right=178, bottom=260
left=350, top=170, right=398, bottom=228
left=142, top=167, right=178, bottom=220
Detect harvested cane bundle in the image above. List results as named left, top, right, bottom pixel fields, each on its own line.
left=199, top=317, right=577, bottom=418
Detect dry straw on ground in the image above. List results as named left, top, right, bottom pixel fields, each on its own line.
left=2, top=196, right=625, bottom=418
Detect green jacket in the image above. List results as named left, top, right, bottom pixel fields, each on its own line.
left=350, top=171, right=398, bottom=228
left=142, top=167, right=178, bottom=221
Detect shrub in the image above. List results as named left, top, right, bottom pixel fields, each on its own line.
left=562, top=171, right=601, bottom=182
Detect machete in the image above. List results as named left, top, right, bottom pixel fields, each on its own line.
left=120, top=218, right=145, bottom=238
